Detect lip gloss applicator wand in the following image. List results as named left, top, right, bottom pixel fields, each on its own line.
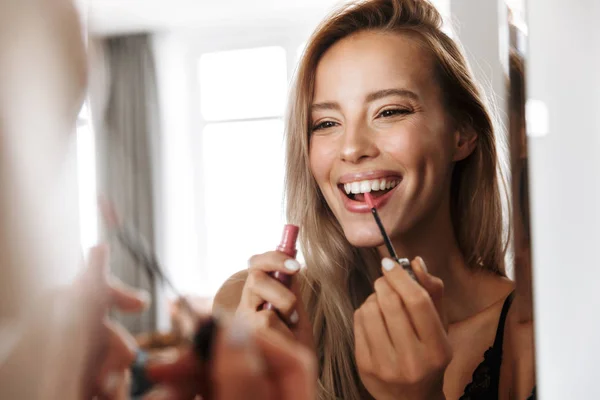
left=364, top=192, right=417, bottom=281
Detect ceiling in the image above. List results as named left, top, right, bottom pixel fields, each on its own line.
left=87, top=0, right=348, bottom=36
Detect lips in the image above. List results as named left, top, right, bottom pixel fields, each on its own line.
left=336, top=170, right=403, bottom=213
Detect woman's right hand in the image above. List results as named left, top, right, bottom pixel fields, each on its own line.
left=235, top=251, right=314, bottom=351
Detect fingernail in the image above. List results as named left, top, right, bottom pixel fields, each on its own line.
left=416, top=256, right=428, bottom=273
left=102, top=371, right=122, bottom=395
left=382, top=258, right=396, bottom=271
left=144, top=387, right=172, bottom=400
left=290, top=310, right=299, bottom=324
left=284, top=259, right=301, bottom=271
left=226, top=314, right=252, bottom=347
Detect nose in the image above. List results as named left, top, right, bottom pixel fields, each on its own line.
left=339, top=121, right=379, bottom=163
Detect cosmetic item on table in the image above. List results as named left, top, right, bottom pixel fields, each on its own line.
left=364, top=192, right=417, bottom=280
left=261, top=224, right=300, bottom=311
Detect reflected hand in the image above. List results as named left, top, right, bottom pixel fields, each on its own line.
left=75, top=245, right=150, bottom=399
left=354, top=257, right=451, bottom=400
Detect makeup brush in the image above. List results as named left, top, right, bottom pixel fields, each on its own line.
left=364, top=192, right=417, bottom=280
left=97, top=197, right=195, bottom=315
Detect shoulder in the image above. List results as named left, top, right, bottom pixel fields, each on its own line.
left=213, top=269, right=248, bottom=314
left=498, top=291, right=536, bottom=399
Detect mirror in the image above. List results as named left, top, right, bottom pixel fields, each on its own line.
left=83, top=0, right=538, bottom=398
left=507, top=0, right=537, bottom=397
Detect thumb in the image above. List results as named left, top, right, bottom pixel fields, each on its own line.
left=412, top=257, right=447, bottom=331
left=255, top=329, right=317, bottom=400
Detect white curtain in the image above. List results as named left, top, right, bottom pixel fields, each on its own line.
left=90, top=34, right=161, bottom=333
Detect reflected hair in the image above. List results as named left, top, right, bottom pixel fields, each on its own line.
left=284, top=0, right=506, bottom=398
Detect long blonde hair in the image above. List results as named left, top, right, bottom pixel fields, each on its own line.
left=284, top=0, right=506, bottom=398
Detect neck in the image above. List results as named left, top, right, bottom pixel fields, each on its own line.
left=377, top=200, right=503, bottom=324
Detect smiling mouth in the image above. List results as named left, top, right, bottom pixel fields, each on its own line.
left=338, top=177, right=401, bottom=202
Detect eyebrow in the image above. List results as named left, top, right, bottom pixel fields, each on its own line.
left=366, top=88, right=419, bottom=102
left=311, top=88, right=419, bottom=111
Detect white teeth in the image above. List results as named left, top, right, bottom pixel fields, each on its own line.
left=359, top=181, right=371, bottom=193
left=341, top=178, right=400, bottom=195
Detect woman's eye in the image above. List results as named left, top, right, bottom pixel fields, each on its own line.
left=312, top=120, right=338, bottom=131
left=378, top=108, right=411, bottom=118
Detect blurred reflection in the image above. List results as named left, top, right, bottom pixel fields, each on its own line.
left=507, top=1, right=537, bottom=398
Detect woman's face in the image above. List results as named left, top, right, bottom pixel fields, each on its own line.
left=309, top=31, right=471, bottom=247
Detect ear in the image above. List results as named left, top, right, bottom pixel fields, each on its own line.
left=452, top=127, right=477, bottom=162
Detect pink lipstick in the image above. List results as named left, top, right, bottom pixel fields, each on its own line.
left=364, top=192, right=416, bottom=280
left=262, top=224, right=300, bottom=311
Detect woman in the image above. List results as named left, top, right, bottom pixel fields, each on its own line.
left=215, top=0, right=535, bottom=399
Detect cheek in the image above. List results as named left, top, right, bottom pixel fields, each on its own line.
left=309, top=137, right=338, bottom=186
left=381, top=127, right=443, bottom=168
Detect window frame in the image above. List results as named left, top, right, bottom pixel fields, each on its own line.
left=189, top=24, right=314, bottom=296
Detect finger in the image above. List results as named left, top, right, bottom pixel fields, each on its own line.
left=97, top=320, right=138, bottom=395
left=288, top=277, right=313, bottom=345
left=108, top=277, right=151, bottom=313
left=240, top=270, right=297, bottom=319
left=254, top=329, right=316, bottom=400
left=381, top=258, right=445, bottom=343
left=373, top=277, right=418, bottom=349
left=112, top=369, right=130, bottom=400
left=247, top=251, right=301, bottom=275
left=252, top=310, right=296, bottom=340
left=353, top=307, right=372, bottom=371
left=358, top=294, right=396, bottom=367
left=97, top=370, right=126, bottom=400
left=412, top=257, right=447, bottom=330
left=212, top=315, right=270, bottom=400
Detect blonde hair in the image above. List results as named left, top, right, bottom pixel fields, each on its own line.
left=284, top=0, right=506, bottom=398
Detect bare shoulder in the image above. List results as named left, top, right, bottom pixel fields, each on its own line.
left=498, top=292, right=536, bottom=400
left=213, top=269, right=248, bottom=313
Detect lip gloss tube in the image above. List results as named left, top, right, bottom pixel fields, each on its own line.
left=262, top=224, right=299, bottom=311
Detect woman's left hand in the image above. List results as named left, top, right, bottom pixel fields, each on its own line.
left=354, top=257, right=451, bottom=400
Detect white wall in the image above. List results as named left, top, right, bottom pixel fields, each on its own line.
left=527, top=0, right=600, bottom=398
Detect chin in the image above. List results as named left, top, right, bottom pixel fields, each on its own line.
left=341, top=222, right=385, bottom=248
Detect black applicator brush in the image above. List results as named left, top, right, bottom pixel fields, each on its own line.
left=364, top=192, right=417, bottom=280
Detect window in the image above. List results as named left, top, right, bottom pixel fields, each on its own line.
left=198, top=46, right=291, bottom=296
left=199, top=46, right=288, bottom=121
left=202, top=120, right=286, bottom=291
